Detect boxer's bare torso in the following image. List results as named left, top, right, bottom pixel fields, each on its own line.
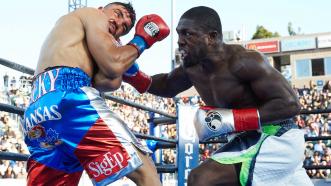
left=34, top=5, right=137, bottom=91
left=148, top=10, right=303, bottom=186
left=35, top=8, right=98, bottom=77
left=185, top=44, right=300, bottom=122
left=149, top=18, right=300, bottom=124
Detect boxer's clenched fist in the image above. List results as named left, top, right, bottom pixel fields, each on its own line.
left=128, top=14, right=170, bottom=55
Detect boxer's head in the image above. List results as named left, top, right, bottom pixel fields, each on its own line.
left=177, top=6, right=222, bottom=67
left=100, top=2, right=136, bottom=38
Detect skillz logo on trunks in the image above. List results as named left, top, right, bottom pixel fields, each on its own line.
left=86, top=147, right=130, bottom=181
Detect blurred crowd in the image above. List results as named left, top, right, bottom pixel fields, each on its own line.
left=0, top=75, right=30, bottom=178
left=293, top=80, right=331, bottom=179
left=0, top=74, right=330, bottom=179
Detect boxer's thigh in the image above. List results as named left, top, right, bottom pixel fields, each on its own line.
left=188, top=159, right=241, bottom=186
left=126, top=146, right=161, bottom=186
left=73, top=87, right=151, bottom=185
left=27, top=159, right=82, bottom=186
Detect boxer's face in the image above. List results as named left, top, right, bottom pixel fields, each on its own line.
left=102, top=5, right=133, bottom=38
left=176, top=18, right=209, bottom=67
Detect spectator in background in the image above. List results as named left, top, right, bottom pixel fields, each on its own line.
left=323, top=80, right=331, bottom=92
left=1, top=63, right=331, bottom=181
left=314, top=140, right=326, bottom=154
left=295, top=115, right=306, bottom=128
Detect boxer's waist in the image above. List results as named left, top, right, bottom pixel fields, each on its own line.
left=31, top=66, right=91, bottom=101
left=263, top=119, right=297, bottom=136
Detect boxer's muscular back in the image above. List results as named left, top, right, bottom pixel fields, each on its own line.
left=35, top=9, right=95, bottom=77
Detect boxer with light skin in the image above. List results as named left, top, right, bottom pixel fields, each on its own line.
left=23, top=2, right=169, bottom=186
left=126, top=6, right=313, bottom=186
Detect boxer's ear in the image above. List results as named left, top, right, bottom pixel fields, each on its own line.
left=208, top=31, right=218, bottom=45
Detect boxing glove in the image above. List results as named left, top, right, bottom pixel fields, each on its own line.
left=123, top=63, right=152, bottom=93
left=194, top=106, right=260, bottom=142
left=128, top=14, right=170, bottom=55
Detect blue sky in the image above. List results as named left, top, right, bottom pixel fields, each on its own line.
left=0, top=0, right=331, bottom=76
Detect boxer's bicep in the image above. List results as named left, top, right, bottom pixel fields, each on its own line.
left=236, top=57, right=299, bottom=122
left=248, top=61, right=279, bottom=100
left=234, top=54, right=278, bottom=101
left=80, top=8, right=136, bottom=78
left=149, top=67, right=192, bottom=97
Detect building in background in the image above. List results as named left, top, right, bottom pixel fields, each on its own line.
left=174, top=31, right=331, bottom=94
left=242, top=32, right=331, bottom=88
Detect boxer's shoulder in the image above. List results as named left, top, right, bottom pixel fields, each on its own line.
left=70, top=7, right=107, bottom=25
left=227, top=47, right=266, bottom=78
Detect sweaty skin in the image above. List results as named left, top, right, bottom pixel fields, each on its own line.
left=148, top=18, right=300, bottom=124
left=33, top=5, right=162, bottom=186
left=35, top=5, right=137, bottom=92
left=147, top=17, right=301, bottom=186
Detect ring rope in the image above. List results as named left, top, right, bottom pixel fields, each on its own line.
left=104, top=93, right=177, bottom=119
left=147, top=116, right=177, bottom=125
left=0, top=58, right=34, bottom=75
left=0, top=103, right=25, bottom=115
left=1, top=58, right=331, bottom=173
left=0, top=151, right=177, bottom=173
left=133, top=132, right=177, bottom=144
left=0, top=103, right=177, bottom=145
left=1, top=103, right=331, bottom=143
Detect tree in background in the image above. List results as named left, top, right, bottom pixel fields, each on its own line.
left=288, top=22, right=302, bottom=36
left=252, top=25, right=280, bottom=39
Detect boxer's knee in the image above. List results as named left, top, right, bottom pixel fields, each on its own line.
left=188, top=165, right=219, bottom=186
left=188, top=167, right=207, bottom=186
left=188, top=160, right=241, bottom=186
left=127, top=148, right=161, bottom=186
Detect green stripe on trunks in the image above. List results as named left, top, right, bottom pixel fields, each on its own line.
left=211, top=125, right=280, bottom=186
left=262, top=124, right=281, bottom=135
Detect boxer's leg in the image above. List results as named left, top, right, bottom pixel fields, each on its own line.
left=126, top=146, right=161, bottom=186
left=75, top=86, right=159, bottom=186
left=188, top=159, right=240, bottom=186
left=27, top=159, right=82, bottom=186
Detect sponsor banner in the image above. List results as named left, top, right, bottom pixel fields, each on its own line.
left=317, top=35, right=331, bottom=48
left=246, top=40, right=279, bottom=53
left=281, top=37, right=316, bottom=52
left=177, top=104, right=199, bottom=186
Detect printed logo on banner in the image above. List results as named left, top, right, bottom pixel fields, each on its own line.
left=281, top=38, right=316, bottom=52
left=246, top=41, right=279, bottom=53
left=317, top=35, right=331, bottom=48
left=177, top=105, right=199, bottom=186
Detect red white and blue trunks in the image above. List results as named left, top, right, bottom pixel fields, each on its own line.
left=22, top=66, right=150, bottom=186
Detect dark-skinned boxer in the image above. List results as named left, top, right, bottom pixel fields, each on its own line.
left=125, top=6, right=313, bottom=186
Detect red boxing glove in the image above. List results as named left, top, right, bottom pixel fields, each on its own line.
left=123, top=70, right=152, bottom=93
left=128, top=14, right=170, bottom=55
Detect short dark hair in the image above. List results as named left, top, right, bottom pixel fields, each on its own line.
left=181, top=6, right=222, bottom=38
left=105, top=2, right=136, bottom=31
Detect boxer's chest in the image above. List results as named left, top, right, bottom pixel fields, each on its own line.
left=186, top=65, right=257, bottom=108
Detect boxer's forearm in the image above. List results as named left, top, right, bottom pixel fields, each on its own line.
left=258, top=98, right=300, bottom=124
left=93, top=71, right=122, bottom=92
left=148, top=73, right=192, bottom=98
left=148, top=74, right=177, bottom=97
